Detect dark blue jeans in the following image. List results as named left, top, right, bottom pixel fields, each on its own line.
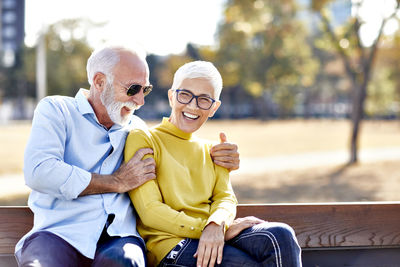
left=15, top=230, right=146, bottom=267
left=158, top=222, right=302, bottom=267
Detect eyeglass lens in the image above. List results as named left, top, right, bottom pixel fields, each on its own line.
left=176, top=90, right=214, bottom=110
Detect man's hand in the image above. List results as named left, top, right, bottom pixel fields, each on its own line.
left=194, top=222, right=225, bottom=267
left=80, top=148, right=156, bottom=196
left=225, top=216, right=265, bottom=241
left=210, top=133, right=240, bottom=171
left=113, top=148, right=156, bottom=193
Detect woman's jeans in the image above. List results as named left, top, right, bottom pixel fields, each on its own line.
left=158, top=222, right=302, bottom=267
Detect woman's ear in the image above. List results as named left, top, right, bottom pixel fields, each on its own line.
left=168, top=89, right=174, bottom=108
left=208, top=100, right=221, bottom=118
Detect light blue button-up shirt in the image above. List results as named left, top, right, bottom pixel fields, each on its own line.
left=15, top=89, right=146, bottom=259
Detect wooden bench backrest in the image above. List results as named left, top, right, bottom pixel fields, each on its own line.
left=0, top=207, right=33, bottom=255
left=237, top=202, right=400, bottom=249
left=1, top=202, right=400, bottom=255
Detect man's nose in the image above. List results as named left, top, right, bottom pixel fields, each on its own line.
left=131, top=89, right=145, bottom=106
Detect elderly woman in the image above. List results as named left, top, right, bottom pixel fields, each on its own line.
left=124, top=61, right=302, bottom=267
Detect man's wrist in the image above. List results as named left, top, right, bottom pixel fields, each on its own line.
left=80, top=173, right=119, bottom=196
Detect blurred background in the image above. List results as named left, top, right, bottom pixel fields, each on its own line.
left=0, top=0, right=399, bottom=205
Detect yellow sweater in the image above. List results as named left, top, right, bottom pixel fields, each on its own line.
left=125, top=118, right=237, bottom=266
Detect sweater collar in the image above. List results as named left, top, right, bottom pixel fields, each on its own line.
left=159, top=117, right=192, bottom=140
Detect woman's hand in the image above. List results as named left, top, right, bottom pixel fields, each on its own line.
left=194, top=222, right=225, bottom=267
left=225, top=216, right=266, bottom=241
left=210, top=133, right=240, bottom=171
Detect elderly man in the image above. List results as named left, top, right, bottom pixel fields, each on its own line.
left=15, top=46, right=240, bottom=267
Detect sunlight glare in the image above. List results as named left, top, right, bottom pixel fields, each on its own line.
left=353, top=0, right=398, bottom=47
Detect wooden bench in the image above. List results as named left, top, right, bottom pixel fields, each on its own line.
left=1, top=202, right=400, bottom=267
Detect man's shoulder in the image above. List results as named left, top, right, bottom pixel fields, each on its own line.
left=33, top=95, right=77, bottom=118
left=125, top=115, right=148, bottom=132
left=37, top=95, right=75, bottom=110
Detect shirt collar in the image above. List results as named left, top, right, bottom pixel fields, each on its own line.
left=75, top=88, right=95, bottom=116
left=75, top=88, right=122, bottom=131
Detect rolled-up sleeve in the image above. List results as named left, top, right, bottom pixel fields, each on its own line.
left=24, top=98, right=91, bottom=200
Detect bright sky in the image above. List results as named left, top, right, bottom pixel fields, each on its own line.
left=25, top=0, right=400, bottom=55
left=25, top=0, right=226, bottom=56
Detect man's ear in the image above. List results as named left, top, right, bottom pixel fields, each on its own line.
left=93, top=72, right=106, bottom=92
left=168, top=89, right=174, bottom=108
left=208, top=100, right=221, bottom=118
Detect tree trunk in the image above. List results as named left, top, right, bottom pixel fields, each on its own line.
left=350, top=85, right=362, bottom=163
left=349, top=77, right=368, bottom=164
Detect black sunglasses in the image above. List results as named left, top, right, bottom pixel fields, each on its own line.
left=117, top=81, right=153, bottom=97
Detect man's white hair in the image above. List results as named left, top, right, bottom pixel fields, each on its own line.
left=86, top=45, right=147, bottom=86
left=171, top=61, right=223, bottom=100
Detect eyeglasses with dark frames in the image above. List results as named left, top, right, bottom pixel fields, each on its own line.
left=117, top=81, right=153, bottom=97
left=175, top=89, right=216, bottom=110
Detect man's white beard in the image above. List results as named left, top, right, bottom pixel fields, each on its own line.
left=100, top=82, right=138, bottom=127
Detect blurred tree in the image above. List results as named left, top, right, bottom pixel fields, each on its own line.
left=156, top=54, right=192, bottom=89
left=0, top=18, right=97, bottom=103
left=135, top=49, right=194, bottom=120
left=0, top=46, right=37, bottom=119
left=43, top=19, right=96, bottom=96
left=366, top=67, right=397, bottom=117
left=311, top=0, right=400, bottom=164
left=0, top=47, right=33, bottom=98
left=391, top=35, right=400, bottom=102
left=377, top=33, right=400, bottom=118
left=215, top=0, right=319, bottom=118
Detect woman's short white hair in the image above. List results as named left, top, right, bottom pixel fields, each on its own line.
left=171, top=61, right=223, bottom=100
left=86, top=45, right=147, bottom=86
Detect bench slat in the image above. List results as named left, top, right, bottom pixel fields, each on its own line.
left=0, top=207, right=33, bottom=254
left=1, top=203, right=400, bottom=257
left=237, top=202, right=400, bottom=248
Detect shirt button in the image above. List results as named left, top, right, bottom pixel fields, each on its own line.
left=190, top=227, right=194, bottom=231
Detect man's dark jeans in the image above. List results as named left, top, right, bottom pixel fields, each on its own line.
left=16, top=230, right=146, bottom=267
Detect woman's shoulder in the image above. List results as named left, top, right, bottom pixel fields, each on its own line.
left=192, top=135, right=216, bottom=149
left=127, top=127, right=152, bottom=142
left=126, top=121, right=164, bottom=147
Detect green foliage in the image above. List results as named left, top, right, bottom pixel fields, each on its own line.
left=44, top=19, right=95, bottom=96
left=2, top=1, right=400, bottom=121
left=366, top=67, right=398, bottom=117
left=215, top=0, right=319, bottom=116
left=312, top=0, right=400, bottom=118
left=311, top=0, right=336, bottom=11
left=0, top=19, right=97, bottom=101
left=0, top=46, right=36, bottom=99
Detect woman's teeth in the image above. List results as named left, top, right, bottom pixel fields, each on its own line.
left=183, top=112, right=199, bottom=120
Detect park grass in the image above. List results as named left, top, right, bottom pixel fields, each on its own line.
left=0, top=122, right=32, bottom=174
left=1, top=119, right=400, bottom=204
left=195, top=118, right=400, bottom=157
left=230, top=160, right=400, bottom=203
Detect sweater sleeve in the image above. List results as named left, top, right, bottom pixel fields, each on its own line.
left=206, top=164, right=238, bottom=231
left=125, top=130, right=207, bottom=238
